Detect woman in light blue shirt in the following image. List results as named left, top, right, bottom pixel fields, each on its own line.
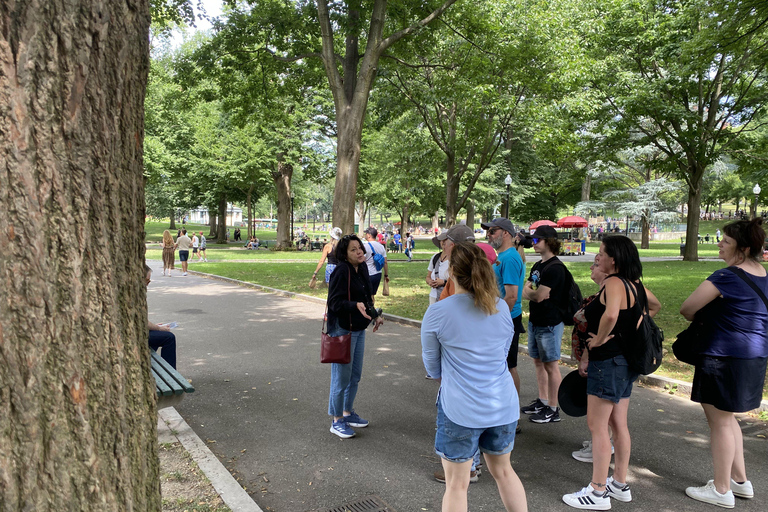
left=422, top=242, right=527, bottom=512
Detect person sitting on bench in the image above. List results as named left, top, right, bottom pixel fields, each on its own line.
left=145, top=265, right=177, bottom=369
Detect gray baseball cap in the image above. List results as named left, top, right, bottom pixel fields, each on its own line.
left=432, top=224, right=476, bottom=248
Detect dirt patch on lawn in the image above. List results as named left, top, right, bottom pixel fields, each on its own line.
left=159, top=442, right=231, bottom=512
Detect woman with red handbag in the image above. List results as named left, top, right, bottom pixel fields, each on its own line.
left=326, top=234, right=384, bottom=438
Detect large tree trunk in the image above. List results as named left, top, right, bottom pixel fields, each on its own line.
left=331, top=110, right=364, bottom=234
left=246, top=184, right=255, bottom=239
left=217, top=195, right=227, bottom=243
left=0, top=1, right=160, bottom=510
left=641, top=215, right=650, bottom=250
left=208, top=213, right=217, bottom=238
left=683, top=170, right=705, bottom=261
left=581, top=174, right=591, bottom=202
left=272, top=158, right=293, bottom=249
left=169, top=215, right=177, bottom=230
left=444, top=154, right=460, bottom=227
left=466, top=199, right=475, bottom=228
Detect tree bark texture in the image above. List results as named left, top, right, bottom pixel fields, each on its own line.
left=216, top=195, right=227, bottom=243
left=0, top=1, right=159, bottom=511
left=465, top=200, right=475, bottom=228
left=208, top=214, right=217, bottom=238
left=272, top=159, right=292, bottom=249
left=684, top=171, right=704, bottom=261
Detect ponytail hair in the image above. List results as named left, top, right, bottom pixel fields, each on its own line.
left=449, top=242, right=500, bottom=315
left=723, top=218, right=766, bottom=261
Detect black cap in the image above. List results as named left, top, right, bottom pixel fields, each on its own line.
left=533, top=225, right=558, bottom=239
left=480, top=218, right=516, bottom=236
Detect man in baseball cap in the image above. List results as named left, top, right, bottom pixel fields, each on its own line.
left=480, top=217, right=517, bottom=238
left=431, top=224, right=476, bottom=248
left=483, top=218, right=526, bottom=416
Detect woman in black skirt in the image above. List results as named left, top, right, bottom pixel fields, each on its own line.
left=680, top=218, right=768, bottom=508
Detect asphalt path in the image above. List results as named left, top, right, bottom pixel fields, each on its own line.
left=147, top=263, right=767, bottom=512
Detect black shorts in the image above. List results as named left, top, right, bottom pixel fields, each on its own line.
left=507, top=314, right=525, bottom=369
left=691, top=356, right=767, bottom=412
left=192, top=247, right=198, bottom=253
left=179, top=250, right=189, bottom=262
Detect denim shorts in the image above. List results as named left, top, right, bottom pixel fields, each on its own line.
left=434, top=400, right=517, bottom=463
left=587, top=355, right=638, bottom=403
left=527, top=322, right=564, bottom=363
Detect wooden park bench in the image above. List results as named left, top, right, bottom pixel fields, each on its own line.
left=151, top=349, right=195, bottom=409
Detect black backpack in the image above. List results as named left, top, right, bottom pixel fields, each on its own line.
left=539, top=259, right=582, bottom=326
left=620, top=278, right=664, bottom=375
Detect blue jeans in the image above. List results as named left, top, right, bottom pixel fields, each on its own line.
left=369, top=273, right=382, bottom=295
left=149, top=330, right=177, bottom=369
left=328, top=327, right=366, bottom=417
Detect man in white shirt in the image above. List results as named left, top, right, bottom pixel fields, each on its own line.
left=363, top=228, right=389, bottom=296
left=176, top=229, right=192, bottom=276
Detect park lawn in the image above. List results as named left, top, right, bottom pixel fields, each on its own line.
left=576, top=242, right=722, bottom=258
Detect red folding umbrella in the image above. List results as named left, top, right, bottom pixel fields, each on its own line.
left=529, top=219, right=558, bottom=230
left=557, top=216, right=589, bottom=228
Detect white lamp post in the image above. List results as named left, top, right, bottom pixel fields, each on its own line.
left=503, top=174, right=512, bottom=218
left=754, top=183, right=762, bottom=219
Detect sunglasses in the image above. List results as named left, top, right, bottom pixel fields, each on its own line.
left=532, top=238, right=540, bottom=244
left=488, top=228, right=501, bottom=235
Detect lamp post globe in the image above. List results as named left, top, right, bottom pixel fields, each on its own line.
left=503, top=174, right=512, bottom=219
left=754, top=184, right=762, bottom=219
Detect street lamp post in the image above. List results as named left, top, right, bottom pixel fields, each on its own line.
left=754, top=183, right=762, bottom=219
left=503, top=174, right=512, bottom=218
left=290, top=192, right=295, bottom=243
left=313, top=202, right=317, bottom=233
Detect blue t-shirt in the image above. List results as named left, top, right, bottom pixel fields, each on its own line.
left=421, top=294, right=518, bottom=428
left=394, top=234, right=401, bottom=245
left=494, top=247, right=526, bottom=318
left=706, top=267, right=768, bottom=358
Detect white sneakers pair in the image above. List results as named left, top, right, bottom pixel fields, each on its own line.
left=685, top=479, right=754, bottom=508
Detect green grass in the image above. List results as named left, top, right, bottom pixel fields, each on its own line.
left=172, top=257, right=767, bottom=394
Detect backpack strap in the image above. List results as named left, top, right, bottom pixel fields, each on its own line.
left=728, top=267, right=768, bottom=312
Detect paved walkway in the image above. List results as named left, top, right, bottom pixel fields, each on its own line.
left=147, top=265, right=767, bottom=512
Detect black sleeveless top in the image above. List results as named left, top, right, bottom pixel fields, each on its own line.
left=584, top=276, right=643, bottom=361
left=327, top=241, right=339, bottom=265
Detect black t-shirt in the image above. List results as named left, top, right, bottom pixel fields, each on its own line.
left=528, top=257, right=566, bottom=326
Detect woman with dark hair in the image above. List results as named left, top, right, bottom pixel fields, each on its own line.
left=326, top=234, right=384, bottom=438
left=563, top=236, right=660, bottom=510
left=679, top=219, right=767, bottom=507
left=422, top=242, right=527, bottom=512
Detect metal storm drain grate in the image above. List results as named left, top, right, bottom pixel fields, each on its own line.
left=318, top=495, right=396, bottom=512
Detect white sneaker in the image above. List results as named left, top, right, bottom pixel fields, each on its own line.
left=563, top=485, right=611, bottom=510
left=686, top=481, right=735, bottom=508
left=730, top=479, right=754, bottom=499
left=571, top=440, right=615, bottom=463
left=606, top=476, right=632, bottom=502
left=183, top=272, right=188, bottom=276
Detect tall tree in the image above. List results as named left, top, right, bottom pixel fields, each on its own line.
left=1, top=0, right=160, bottom=510
left=580, top=0, right=768, bottom=260
left=215, top=0, right=459, bottom=233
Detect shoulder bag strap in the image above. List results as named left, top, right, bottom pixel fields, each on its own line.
left=728, top=267, right=768, bottom=312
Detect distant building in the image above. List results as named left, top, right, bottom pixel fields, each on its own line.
left=188, top=204, right=243, bottom=226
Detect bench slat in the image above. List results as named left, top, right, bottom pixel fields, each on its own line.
left=150, top=350, right=195, bottom=397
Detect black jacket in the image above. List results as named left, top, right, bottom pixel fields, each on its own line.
left=327, top=261, right=375, bottom=331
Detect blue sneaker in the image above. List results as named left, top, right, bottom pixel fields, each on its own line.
left=330, top=419, right=355, bottom=438
left=344, top=411, right=369, bottom=428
